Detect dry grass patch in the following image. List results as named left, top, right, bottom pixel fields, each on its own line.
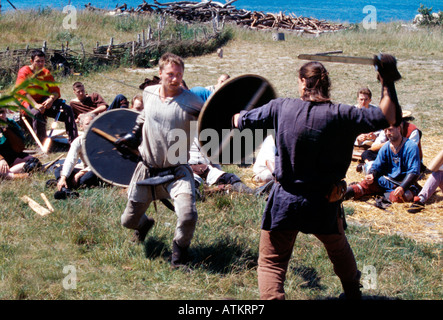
left=345, top=135, right=443, bottom=244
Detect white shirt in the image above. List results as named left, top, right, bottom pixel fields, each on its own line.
left=253, top=135, right=276, bottom=183
left=61, top=134, right=88, bottom=178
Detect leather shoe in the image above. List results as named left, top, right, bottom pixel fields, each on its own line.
left=132, top=217, right=155, bottom=243
left=408, top=197, right=425, bottom=214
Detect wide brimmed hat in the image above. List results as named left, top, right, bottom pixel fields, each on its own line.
left=402, top=110, right=414, bottom=121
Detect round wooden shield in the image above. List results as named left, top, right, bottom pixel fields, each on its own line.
left=82, top=109, right=140, bottom=187
left=197, top=74, right=276, bottom=165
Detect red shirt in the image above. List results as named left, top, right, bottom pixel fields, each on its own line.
left=403, top=122, right=423, bottom=159
left=15, top=66, right=61, bottom=108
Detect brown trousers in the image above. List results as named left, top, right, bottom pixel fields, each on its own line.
left=257, top=216, right=358, bottom=300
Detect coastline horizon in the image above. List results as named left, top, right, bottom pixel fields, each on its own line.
left=1, top=0, right=440, bottom=24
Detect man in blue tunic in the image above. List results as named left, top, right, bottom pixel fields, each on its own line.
left=233, top=56, right=402, bottom=300
left=346, top=124, right=420, bottom=203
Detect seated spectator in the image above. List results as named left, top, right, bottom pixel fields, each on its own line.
left=52, top=113, right=103, bottom=196
left=16, top=49, right=78, bottom=144
left=70, top=82, right=130, bottom=117
left=130, top=94, right=144, bottom=112
left=139, top=76, right=160, bottom=90
left=354, top=87, right=380, bottom=148
left=69, top=82, right=109, bottom=119
left=0, top=107, right=41, bottom=179
left=345, top=124, right=421, bottom=203
left=253, top=135, right=276, bottom=184
left=206, top=73, right=230, bottom=93
left=408, top=148, right=443, bottom=213
left=189, top=135, right=253, bottom=194
left=360, top=111, right=424, bottom=174
left=107, top=94, right=129, bottom=110
left=189, top=86, right=212, bottom=102
left=186, top=73, right=230, bottom=99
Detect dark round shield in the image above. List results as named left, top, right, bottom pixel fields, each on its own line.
left=82, top=109, right=140, bottom=187
left=197, top=74, right=276, bottom=165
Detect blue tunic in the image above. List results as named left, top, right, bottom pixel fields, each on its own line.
left=190, top=86, right=212, bottom=102
left=371, top=138, right=421, bottom=192
left=238, top=98, right=389, bottom=234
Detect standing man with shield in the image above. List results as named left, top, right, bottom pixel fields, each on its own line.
left=117, top=53, right=204, bottom=268
left=233, top=54, right=403, bottom=299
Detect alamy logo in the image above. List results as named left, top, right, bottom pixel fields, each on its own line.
left=163, top=121, right=274, bottom=165
left=62, top=265, right=77, bottom=290
left=362, top=5, right=377, bottom=29
left=63, top=5, right=78, bottom=30
left=362, top=265, right=377, bottom=289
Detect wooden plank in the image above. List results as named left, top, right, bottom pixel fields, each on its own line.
left=21, top=196, right=52, bottom=216
left=298, top=54, right=375, bottom=65
left=40, top=193, right=54, bottom=212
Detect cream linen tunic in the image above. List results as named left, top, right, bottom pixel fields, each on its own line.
left=128, top=85, right=203, bottom=203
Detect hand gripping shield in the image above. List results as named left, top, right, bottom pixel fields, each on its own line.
left=82, top=108, right=140, bottom=187
left=197, top=74, right=276, bottom=165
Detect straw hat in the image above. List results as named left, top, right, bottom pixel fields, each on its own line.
left=402, top=110, right=414, bottom=121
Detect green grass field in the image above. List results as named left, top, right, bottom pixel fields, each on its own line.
left=0, top=9, right=442, bottom=300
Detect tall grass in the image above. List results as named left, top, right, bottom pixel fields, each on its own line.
left=0, top=9, right=160, bottom=48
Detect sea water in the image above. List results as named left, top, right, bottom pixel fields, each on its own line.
left=1, top=0, right=441, bottom=23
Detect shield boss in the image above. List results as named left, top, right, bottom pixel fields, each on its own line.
left=83, top=109, right=140, bottom=187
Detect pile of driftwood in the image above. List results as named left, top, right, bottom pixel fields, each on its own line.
left=238, top=11, right=346, bottom=33
left=85, top=0, right=347, bottom=34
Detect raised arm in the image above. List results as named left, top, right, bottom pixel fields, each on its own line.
left=375, top=54, right=403, bottom=126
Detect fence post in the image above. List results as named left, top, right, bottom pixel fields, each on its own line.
left=5, top=46, right=9, bottom=65
left=80, top=42, right=86, bottom=60
left=107, top=37, right=113, bottom=58
left=147, top=25, right=152, bottom=40
left=132, top=41, right=135, bottom=66
left=16, top=56, right=20, bottom=72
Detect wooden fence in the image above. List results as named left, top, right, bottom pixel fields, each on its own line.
left=0, top=23, right=227, bottom=87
